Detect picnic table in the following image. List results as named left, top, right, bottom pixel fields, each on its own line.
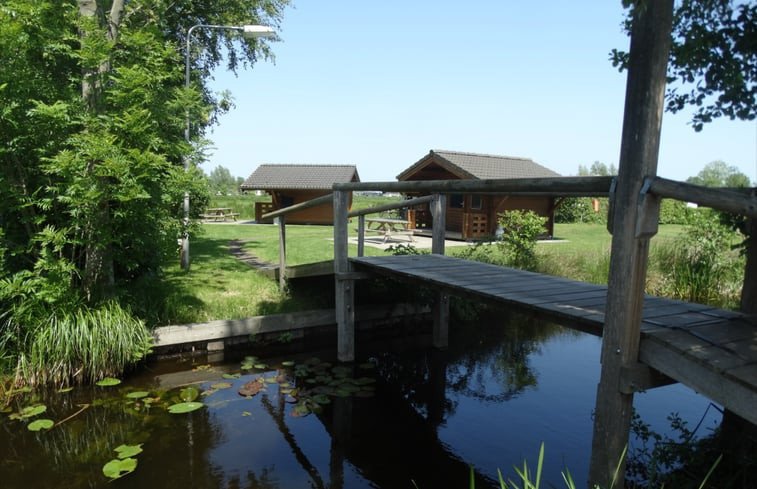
left=364, top=217, right=414, bottom=243
left=200, top=207, right=239, bottom=222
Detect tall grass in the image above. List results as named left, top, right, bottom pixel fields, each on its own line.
left=15, top=302, right=152, bottom=386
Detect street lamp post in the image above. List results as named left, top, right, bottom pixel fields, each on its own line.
left=181, top=23, right=276, bottom=270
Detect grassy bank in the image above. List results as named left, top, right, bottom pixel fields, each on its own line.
left=155, top=222, right=715, bottom=326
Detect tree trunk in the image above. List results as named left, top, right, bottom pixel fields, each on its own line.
left=77, top=0, right=122, bottom=301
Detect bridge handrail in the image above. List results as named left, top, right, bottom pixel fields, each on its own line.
left=261, top=193, right=333, bottom=220
left=334, top=176, right=614, bottom=196
left=646, top=176, right=757, bottom=218
left=347, top=195, right=434, bottom=218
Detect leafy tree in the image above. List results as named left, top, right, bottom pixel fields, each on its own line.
left=612, top=0, right=756, bottom=131
left=557, top=162, right=615, bottom=224
left=0, top=0, right=289, bottom=381
left=578, top=161, right=618, bottom=176
left=686, top=160, right=752, bottom=187
left=208, top=165, right=242, bottom=195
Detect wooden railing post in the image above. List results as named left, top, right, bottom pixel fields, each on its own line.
left=277, top=215, right=286, bottom=293
left=333, top=190, right=355, bottom=362
left=430, top=193, right=446, bottom=255
left=357, top=215, right=365, bottom=258
left=589, top=1, right=673, bottom=487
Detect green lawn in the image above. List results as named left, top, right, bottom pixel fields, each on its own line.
left=152, top=221, right=691, bottom=326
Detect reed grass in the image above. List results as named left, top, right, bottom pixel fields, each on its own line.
left=15, top=302, right=152, bottom=386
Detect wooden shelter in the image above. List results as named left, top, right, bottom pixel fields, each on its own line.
left=397, top=150, right=562, bottom=239
left=241, top=164, right=359, bottom=224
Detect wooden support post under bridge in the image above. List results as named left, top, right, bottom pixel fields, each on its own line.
left=430, top=193, right=449, bottom=349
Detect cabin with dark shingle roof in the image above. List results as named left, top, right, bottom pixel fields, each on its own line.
left=241, top=164, right=360, bottom=224
left=397, top=150, right=561, bottom=239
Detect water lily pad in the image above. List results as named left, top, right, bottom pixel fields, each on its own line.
left=103, top=457, right=137, bottom=479
left=331, top=366, right=351, bottom=377
left=281, top=360, right=295, bottom=367
left=167, top=402, right=204, bottom=414
left=291, top=403, right=311, bottom=417
left=238, top=380, right=264, bottom=397
left=332, top=389, right=351, bottom=397
left=304, top=357, right=321, bottom=366
left=27, top=419, right=54, bottom=431
left=223, top=373, right=241, bottom=379
left=126, top=391, right=150, bottom=399
left=264, top=377, right=278, bottom=384
left=179, top=387, right=199, bottom=402
left=58, top=387, right=74, bottom=393
left=96, top=377, right=121, bottom=387
left=15, top=404, right=47, bottom=420
left=240, top=363, right=253, bottom=370
left=253, top=363, right=268, bottom=370
left=243, top=356, right=258, bottom=363
left=359, top=362, right=377, bottom=370
left=339, top=383, right=361, bottom=393
left=114, top=444, right=143, bottom=458
left=210, top=382, right=232, bottom=390
left=311, top=394, right=331, bottom=405
left=354, top=377, right=376, bottom=385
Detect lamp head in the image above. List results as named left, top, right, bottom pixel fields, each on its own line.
left=241, top=25, right=276, bottom=38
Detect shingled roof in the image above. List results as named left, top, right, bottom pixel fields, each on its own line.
left=241, top=164, right=360, bottom=191
left=397, top=150, right=561, bottom=180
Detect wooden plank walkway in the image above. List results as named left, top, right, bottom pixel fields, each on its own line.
left=350, top=253, right=757, bottom=425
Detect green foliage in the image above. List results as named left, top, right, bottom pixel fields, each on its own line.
left=650, top=210, right=744, bottom=307
left=496, top=210, right=548, bottom=270
left=0, top=0, right=289, bottom=381
left=14, top=302, right=152, bottom=386
left=658, top=198, right=694, bottom=225
left=612, top=0, right=757, bottom=130
left=554, top=198, right=607, bottom=224
left=577, top=161, right=617, bottom=176
left=686, top=160, right=753, bottom=187
left=208, top=165, right=243, bottom=196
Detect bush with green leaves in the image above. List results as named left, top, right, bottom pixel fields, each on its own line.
left=496, top=210, right=549, bottom=270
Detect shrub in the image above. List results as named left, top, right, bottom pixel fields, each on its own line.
left=497, top=210, right=548, bottom=270
left=650, top=210, right=744, bottom=308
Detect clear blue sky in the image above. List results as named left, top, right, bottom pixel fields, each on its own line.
left=205, top=1, right=756, bottom=184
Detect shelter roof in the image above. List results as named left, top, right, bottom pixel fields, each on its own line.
left=397, top=150, right=561, bottom=181
left=241, top=164, right=360, bottom=191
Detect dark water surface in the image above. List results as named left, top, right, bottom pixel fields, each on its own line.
left=0, top=310, right=721, bottom=488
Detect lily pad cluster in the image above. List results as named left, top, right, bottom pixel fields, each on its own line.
left=102, top=444, right=143, bottom=480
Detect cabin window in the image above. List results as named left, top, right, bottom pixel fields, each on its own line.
left=470, top=195, right=482, bottom=210
left=450, top=194, right=464, bottom=209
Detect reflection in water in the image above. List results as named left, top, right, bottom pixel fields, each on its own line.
left=0, top=308, right=721, bottom=488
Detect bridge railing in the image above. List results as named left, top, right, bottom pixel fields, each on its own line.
left=261, top=193, right=333, bottom=292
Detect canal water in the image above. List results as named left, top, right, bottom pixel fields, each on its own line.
left=0, top=309, right=721, bottom=488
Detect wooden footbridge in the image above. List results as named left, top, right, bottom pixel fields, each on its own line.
left=257, top=6, right=757, bottom=483
left=261, top=172, right=757, bottom=486
left=350, top=253, right=756, bottom=426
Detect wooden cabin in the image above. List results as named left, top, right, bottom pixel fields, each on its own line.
left=397, top=150, right=561, bottom=239
left=241, top=164, right=360, bottom=224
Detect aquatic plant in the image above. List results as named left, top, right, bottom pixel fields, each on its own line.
left=14, top=302, right=152, bottom=386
